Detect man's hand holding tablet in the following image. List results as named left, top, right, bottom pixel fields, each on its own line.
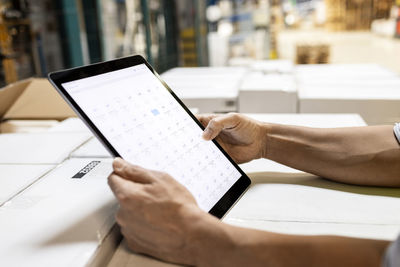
left=108, top=158, right=206, bottom=265
left=198, top=113, right=267, bottom=164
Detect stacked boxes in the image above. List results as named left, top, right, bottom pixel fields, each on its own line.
left=297, top=64, right=400, bottom=125
left=0, top=121, right=119, bottom=267
left=0, top=79, right=119, bottom=266
left=296, top=44, right=330, bottom=64
left=325, top=0, right=393, bottom=31
left=345, top=0, right=374, bottom=30
left=325, top=0, right=347, bottom=31
left=373, top=0, right=394, bottom=20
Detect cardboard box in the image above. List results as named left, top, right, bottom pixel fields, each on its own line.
left=296, top=64, right=399, bottom=80
left=0, top=82, right=117, bottom=266
left=0, top=120, right=59, bottom=133
left=250, top=59, right=294, bottom=74
left=228, top=59, right=295, bottom=74
left=71, top=137, right=111, bottom=158
left=0, top=132, right=91, bottom=164
left=0, top=164, right=54, bottom=206
left=238, top=73, right=297, bottom=113
left=161, top=67, right=247, bottom=113
left=296, top=64, right=400, bottom=125
left=0, top=78, right=76, bottom=133
left=298, top=85, right=400, bottom=125
left=47, top=118, right=91, bottom=133
left=0, top=158, right=118, bottom=267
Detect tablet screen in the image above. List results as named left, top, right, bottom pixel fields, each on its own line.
left=61, top=63, right=242, bottom=211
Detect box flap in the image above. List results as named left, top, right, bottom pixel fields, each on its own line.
left=4, top=78, right=76, bottom=120
left=0, top=79, right=31, bottom=120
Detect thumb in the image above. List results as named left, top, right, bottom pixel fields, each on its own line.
left=202, top=113, right=241, bottom=140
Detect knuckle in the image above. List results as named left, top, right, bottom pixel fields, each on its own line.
left=143, top=184, right=154, bottom=194
left=156, top=171, right=172, bottom=183
left=155, top=170, right=167, bottom=178
left=209, top=118, right=220, bottom=128
left=116, top=191, right=130, bottom=205
left=127, top=164, right=143, bottom=176
left=115, top=164, right=126, bottom=175
left=143, top=185, right=162, bottom=198
left=230, top=112, right=240, bottom=120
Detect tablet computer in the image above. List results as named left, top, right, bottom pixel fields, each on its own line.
left=48, top=55, right=250, bottom=218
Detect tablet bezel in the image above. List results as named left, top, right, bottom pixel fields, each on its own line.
left=48, top=55, right=251, bottom=218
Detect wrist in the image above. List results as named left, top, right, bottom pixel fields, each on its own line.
left=187, top=211, right=236, bottom=267
left=259, top=122, right=273, bottom=159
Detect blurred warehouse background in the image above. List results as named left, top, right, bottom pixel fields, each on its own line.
left=0, top=0, right=399, bottom=81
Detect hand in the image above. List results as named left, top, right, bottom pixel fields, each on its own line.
left=197, top=113, right=266, bottom=164
left=107, top=158, right=212, bottom=265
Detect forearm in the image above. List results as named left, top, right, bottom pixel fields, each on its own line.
left=261, top=124, right=400, bottom=186
left=192, top=216, right=390, bottom=267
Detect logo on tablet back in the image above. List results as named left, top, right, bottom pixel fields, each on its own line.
left=72, top=161, right=101, bottom=178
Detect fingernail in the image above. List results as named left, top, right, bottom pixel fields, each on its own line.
left=202, top=128, right=213, bottom=140
left=114, top=157, right=124, bottom=170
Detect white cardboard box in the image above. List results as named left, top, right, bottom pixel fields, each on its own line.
left=48, top=119, right=112, bottom=158
left=250, top=59, right=294, bottom=74
left=0, top=164, right=54, bottom=205
left=161, top=67, right=247, bottom=113
left=0, top=158, right=117, bottom=267
left=0, top=132, right=91, bottom=164
left=296, top=64, right=400, bottom=125
left=298, top=85, right=400, bottom=125
left=238, top=73, right=297, bottom=113
left=47, top=118, right=91, bottom=133
left=71, top=137, right=111, bottom=158
left=229, top=59, right=295, bottom=74
left=296, top=64, right=399, bottom=80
